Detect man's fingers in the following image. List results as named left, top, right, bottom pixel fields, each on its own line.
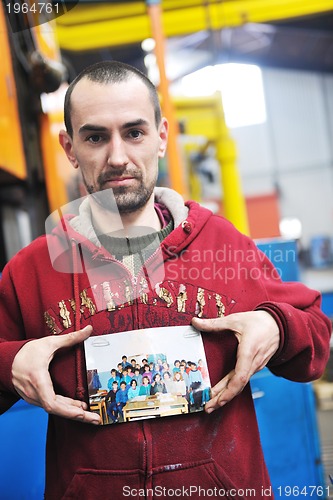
left=204, top=371, right=234, bottom=413
left=18, top=386, right=101, bottom=424
left=192, top=315, right=243, bottom=334
left=205, top=365, right=252, bottom=413
left=53, top=325, right=93, bottom=350
left=11, top=326, right=98, bottom=424
left=47, top=395, right=101, bottom=424
left=192, top=317, right=229, bottom=332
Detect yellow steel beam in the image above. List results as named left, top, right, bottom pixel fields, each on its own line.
left=55, top=0, right=333, bottom=51
left=174, top=94, right=249, bottom=234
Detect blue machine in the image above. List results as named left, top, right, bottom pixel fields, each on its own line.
left=253, top=239, right=325, bottom=498
left=0, top=400, right=47, bottom=499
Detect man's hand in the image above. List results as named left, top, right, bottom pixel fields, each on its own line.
left=11, top=326, right=101, bottom=425
left=192, top=311, right=280, bottom=413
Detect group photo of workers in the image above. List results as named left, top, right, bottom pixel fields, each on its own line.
left=84, top=325, right=212, bottom=424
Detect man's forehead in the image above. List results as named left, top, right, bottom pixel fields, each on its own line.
left=71, top=75, right=149, bottom=102
left=70, top=76, right=154, bottom=126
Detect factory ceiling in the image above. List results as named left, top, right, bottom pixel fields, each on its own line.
left=59, top=6, right=333, bottom=80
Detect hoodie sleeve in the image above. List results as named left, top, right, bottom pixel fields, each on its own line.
left=252, top=245, right=332, bottom=382
left=0, top=262, right=31, bottom=413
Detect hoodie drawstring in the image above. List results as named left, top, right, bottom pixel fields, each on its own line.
left=71, top=239, right=86, bottom=401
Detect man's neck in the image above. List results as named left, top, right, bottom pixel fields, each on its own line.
left=90, top=195, right=161, bottom=237
left=120, top=198, right=162, bottom=234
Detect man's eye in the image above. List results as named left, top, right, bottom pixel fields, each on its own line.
left=128, top=130, right=143, bottom=139
left=87, top=135, right=103, bottom=143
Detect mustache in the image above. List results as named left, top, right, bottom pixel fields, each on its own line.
left=98, top=168, right=142, bottom=184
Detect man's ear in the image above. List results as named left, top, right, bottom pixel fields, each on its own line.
left=158, top=118, right=168, bottom=158
left=59, top=130, right=79, bottom=169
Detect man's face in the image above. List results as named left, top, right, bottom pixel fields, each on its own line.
left=60, top=77, right=168, bottom=214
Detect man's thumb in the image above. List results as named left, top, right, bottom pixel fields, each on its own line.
left=54, top=325, right=93, bottom=349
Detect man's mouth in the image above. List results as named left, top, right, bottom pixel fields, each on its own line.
left=102, top=176, right=137, bottom=187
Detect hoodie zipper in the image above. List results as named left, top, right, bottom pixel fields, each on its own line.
left=71, top=239, right=86, bottom=401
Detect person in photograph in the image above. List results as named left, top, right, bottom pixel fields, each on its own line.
left=142, top=363, right=153, bottom=383
left=106, top=380, right=119, bottom=423
left=161, top=361, right=170, bottom=374
left=107, top=368, right=120, bottom=391
left=121, top=355, right=131, bottom=370
left=172, top=371, right=187, bottom=397
left=121, top=368, right=132, bottom=386
left=139, top=376, right=151, bottom=396
left=139, top=358, right=148, bottom=374
left=198, top=358, right=211, bottom=405
left=188, top=362, right=204, bottom=410
left=150, top=373, right=167, bottom=396
left=115, top=381, right=128, bottom=419
left=132, top=368, right=142, bottom=386
left=152, top=362, right=162, bottom=378
left=179, top=363, right=189, bottom=391
left=156, top=358, right=164, bottom=372
left=162, top=371, right=173, bottom=393
left=1, top=60, right=330, bottom=499
left=116, top=362, right=123, bottom=380
left=127, top=379, right=140, bottom=399
left=172, top=359, right=181, bottom=374
left=130, top=358, right=137, bottom=372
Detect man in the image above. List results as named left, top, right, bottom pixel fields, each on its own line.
left=106, top=380, right=119, bottom=423
left=121, top=355, right=132, bottom=370
left=188, top=362, right=204, bottom=410
left=0, top=61, right=330, bottom=499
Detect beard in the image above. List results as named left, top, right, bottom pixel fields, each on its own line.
left=84, top=167, right=157, bottom=214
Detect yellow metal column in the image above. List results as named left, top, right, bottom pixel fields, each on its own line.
left=215, top=95, right=249, bottom=235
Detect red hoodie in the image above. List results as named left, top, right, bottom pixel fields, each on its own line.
left=0, top=188, right=331, bottom=499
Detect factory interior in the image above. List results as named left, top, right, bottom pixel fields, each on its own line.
left=0, top=1, right=333, bottom=498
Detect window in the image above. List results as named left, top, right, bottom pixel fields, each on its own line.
left=180, top=63, right=267, bottom=128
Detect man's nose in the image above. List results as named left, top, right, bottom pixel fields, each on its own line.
left=107, top=137, right=129, bottom=167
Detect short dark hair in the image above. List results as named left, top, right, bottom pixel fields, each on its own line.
left=64, top=60, right=162, bottom=137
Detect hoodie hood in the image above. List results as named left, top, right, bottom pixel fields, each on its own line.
left=68, top=187, right=189, bottom=246
left=48, top=187, right=213, bottom=266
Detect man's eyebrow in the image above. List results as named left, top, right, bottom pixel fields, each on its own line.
left=79, top=124, right=108, bottom=134
left=121, top=119, right=149, bottom=129
left=78, top=119, right=149, bottom=135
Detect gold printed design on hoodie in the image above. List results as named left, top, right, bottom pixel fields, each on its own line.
left=58, top=300, right=72, bottom=328
left=215, top=293, right=225, bottom=318
left=177, top=284, right=187, bottom=313
left=44, top=311, right=58, bottom=335
left=157, top=286, right=173, bottom=308
left=80, top=289, right=96, bottom=315
left=196, top=287, right=205, bottom=317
